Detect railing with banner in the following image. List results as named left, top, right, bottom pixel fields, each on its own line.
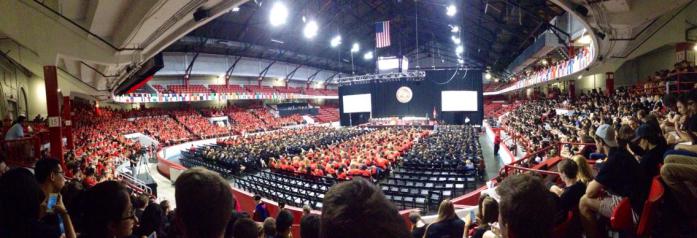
left=2, top=135, right=43, bottom=167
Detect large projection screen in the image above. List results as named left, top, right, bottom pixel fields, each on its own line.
left=442, top=91, right=478, bottom=111
left=342, top=94, right=372, bottom=113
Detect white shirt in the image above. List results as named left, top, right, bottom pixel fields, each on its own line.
left=4, top=123, right=24, bottom=140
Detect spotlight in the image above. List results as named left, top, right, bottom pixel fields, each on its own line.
left=232, top=7, right=240, bottom=12
left=351, top=43, right=360, bottom=53
left=458, top=59, right=464, bottom=64
left=364, top=51, right=373, bottom=60
left=330, top=35, right=342, bottom=48
left=446, top=4, right=457, bottom=16
left=694, top=44, right=697, bottom=52
left=451, top=26, right=460, bottom=33
left=485, top=73, right=492, bottom=80
left=455, top=45, right=464, bottom=54
left=578, top=75, right=583, bottom=79
left=451, top=36, right=461, bottom=44
left=269, top=2, right=288, bottom=27
left=541, top=59, right=548, bottom=65
left=303, top=20, right=318, bottom=39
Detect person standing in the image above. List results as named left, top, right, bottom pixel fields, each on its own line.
left=493, top=131, right=501, bottom=156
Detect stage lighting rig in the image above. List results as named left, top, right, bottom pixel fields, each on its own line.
left=336, top=71, right=426, bottom=86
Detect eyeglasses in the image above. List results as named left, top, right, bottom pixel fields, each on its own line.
left=121, top=209, right=137, bottom=221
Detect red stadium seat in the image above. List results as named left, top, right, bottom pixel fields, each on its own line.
left=610, top=197, right=634, bottom=231
left=636, top=176, right=665, bottom=237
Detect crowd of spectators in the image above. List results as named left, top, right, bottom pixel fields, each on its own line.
left=402, top=125, right=483, bottom=173
left=186, top=127, right=367, bottom=175
left=269, top=128, right=427, bottom=180
left=173, top=110, right=230, bottom=138
left=493, top=83, right=697, bottom=236
left=134, top=116, right=194, bottom=145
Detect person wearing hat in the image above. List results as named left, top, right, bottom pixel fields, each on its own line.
left=631, top=124, right=667, bottom=179
left=579, top=124, right=646, bottom=238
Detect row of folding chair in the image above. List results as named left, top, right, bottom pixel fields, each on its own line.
left=236, top=177, right=323, bottom=209
left=180, top=158, right=234, bottom=177
left=252, top=173, right=330, bottom=195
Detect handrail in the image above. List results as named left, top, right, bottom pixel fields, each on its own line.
left=2, top=135, right=42, bottom=167
left=503, top=164, right=561, bottom=177
left=116, top=170, right=153, bottom=197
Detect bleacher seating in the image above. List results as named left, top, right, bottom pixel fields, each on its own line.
left=209, top=84, right=250, bottom=94
left=313, top=107, right=339, bottom=123
left=167, top=85, right=211, bottom=94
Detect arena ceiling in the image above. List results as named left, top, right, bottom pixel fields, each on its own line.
left=164, top=0, right=567, bottom=75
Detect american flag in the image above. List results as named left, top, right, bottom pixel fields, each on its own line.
left=375, top=21, right=391, bottom=48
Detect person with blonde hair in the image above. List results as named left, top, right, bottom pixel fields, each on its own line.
left=422, top=199, right=465, bottom=238
left=570, top=155, right=594, bottom=184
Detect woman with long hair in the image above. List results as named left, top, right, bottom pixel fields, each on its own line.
left=570, top=155, right=594, bottom=184
left=422, top=199, right=466, bottom=238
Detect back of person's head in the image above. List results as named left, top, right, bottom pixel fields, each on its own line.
left=557, top=159, right=579, bottom=180
left=34, top=158, right=63, bottom=186
left=175, top=167, right=233, bottom=238
left=436, top=199, right=458, bottom=222
left=496, top=174, right=556, bottom=238
left=321, top=178, right=410, bottom=238
left=0, top=168, right=43, bottom=236
left=262, top=217, right=276, bottom=237
left=570, top=155, right=593, bottom=183
left=136, top=194, right=149, bottom=209
left=232, top=218, right=259, bottom=238
left=478, top=196, right=499, bottom=225
left=302, top=204, right=312, bottom=215
left=300, top=214, right=320, bottom=238
left=78, top=181, right=134, bottom=238
left=276, top=209, right=294, bottom=236
left=616, top=125, right=635, bottom=148
left=408, top=212, right=421, bottom=226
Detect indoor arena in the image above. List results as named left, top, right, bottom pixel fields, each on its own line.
left=1, top=0, right=696, bottom=237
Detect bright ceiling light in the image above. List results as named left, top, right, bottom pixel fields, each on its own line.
left=330, top=35, right=342, bottom=48
left=269, top=2, right=288, bottom=27
left=451, top=26, right=460, bottom=33
left=351, top=43, right=360, bottom=53
left=364, top=51, right=373, bottom=60
left=693, top=44, right=697, bottom=52
left=455, top=45, right=464, bottom=54
left=303, top=20, right=318, bottom=39
left=578, top=75, right=583, bottom=79
left=451, top=36, right=461, bottom=45
left=541, top=59, right=548, bottom=65
left=485, top=73, right=492, bottom=80
left=446, top=4, right=457, bottom=16
left=232, top=7, right=240, bottom=12
left=458, top=59, right=464, bottom=64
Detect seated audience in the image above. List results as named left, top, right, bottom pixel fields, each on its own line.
left=422, top=200, right=466, bottom=238
left=4, top=115, right=26, bottom=140
left=34, top=158, right=75, bottom=238
left=321, top=178, right=410, bottom=238
left=300, top=214, right=320, bottom=238
left=579, top=125, right=647, bottom=238
left=262, top=217, right=276, bottom=238
left=495, top=174, right=558, bottom=238
left=175, top=167, right=234, bottom=238
left=549, top=159, right=586, bottom=223
left=409, top=212, right=426, bottom=238
left=467, top=195, right=498, bottom=238
left=570, top=155, right=594, bottom=184
left=275, top=210, right=294, bottom=238
left=76, top=181, right=135, bottom=238
left=232, top=218, right=259, bottom=238
left=0, top=168, right=74, bottom=238
left=253, top=195, right=269, bottom=222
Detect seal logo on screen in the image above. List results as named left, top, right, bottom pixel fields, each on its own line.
left=396, top=86, right=413, bottom=103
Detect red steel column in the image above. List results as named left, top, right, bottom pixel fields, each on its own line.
left=44, top=66, right=63, bottom=162
left=605, top=72, right=614, bottom=96
left=568, top=80, right=576, bottom=99
left=62, top=96, right=74, bottom=150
